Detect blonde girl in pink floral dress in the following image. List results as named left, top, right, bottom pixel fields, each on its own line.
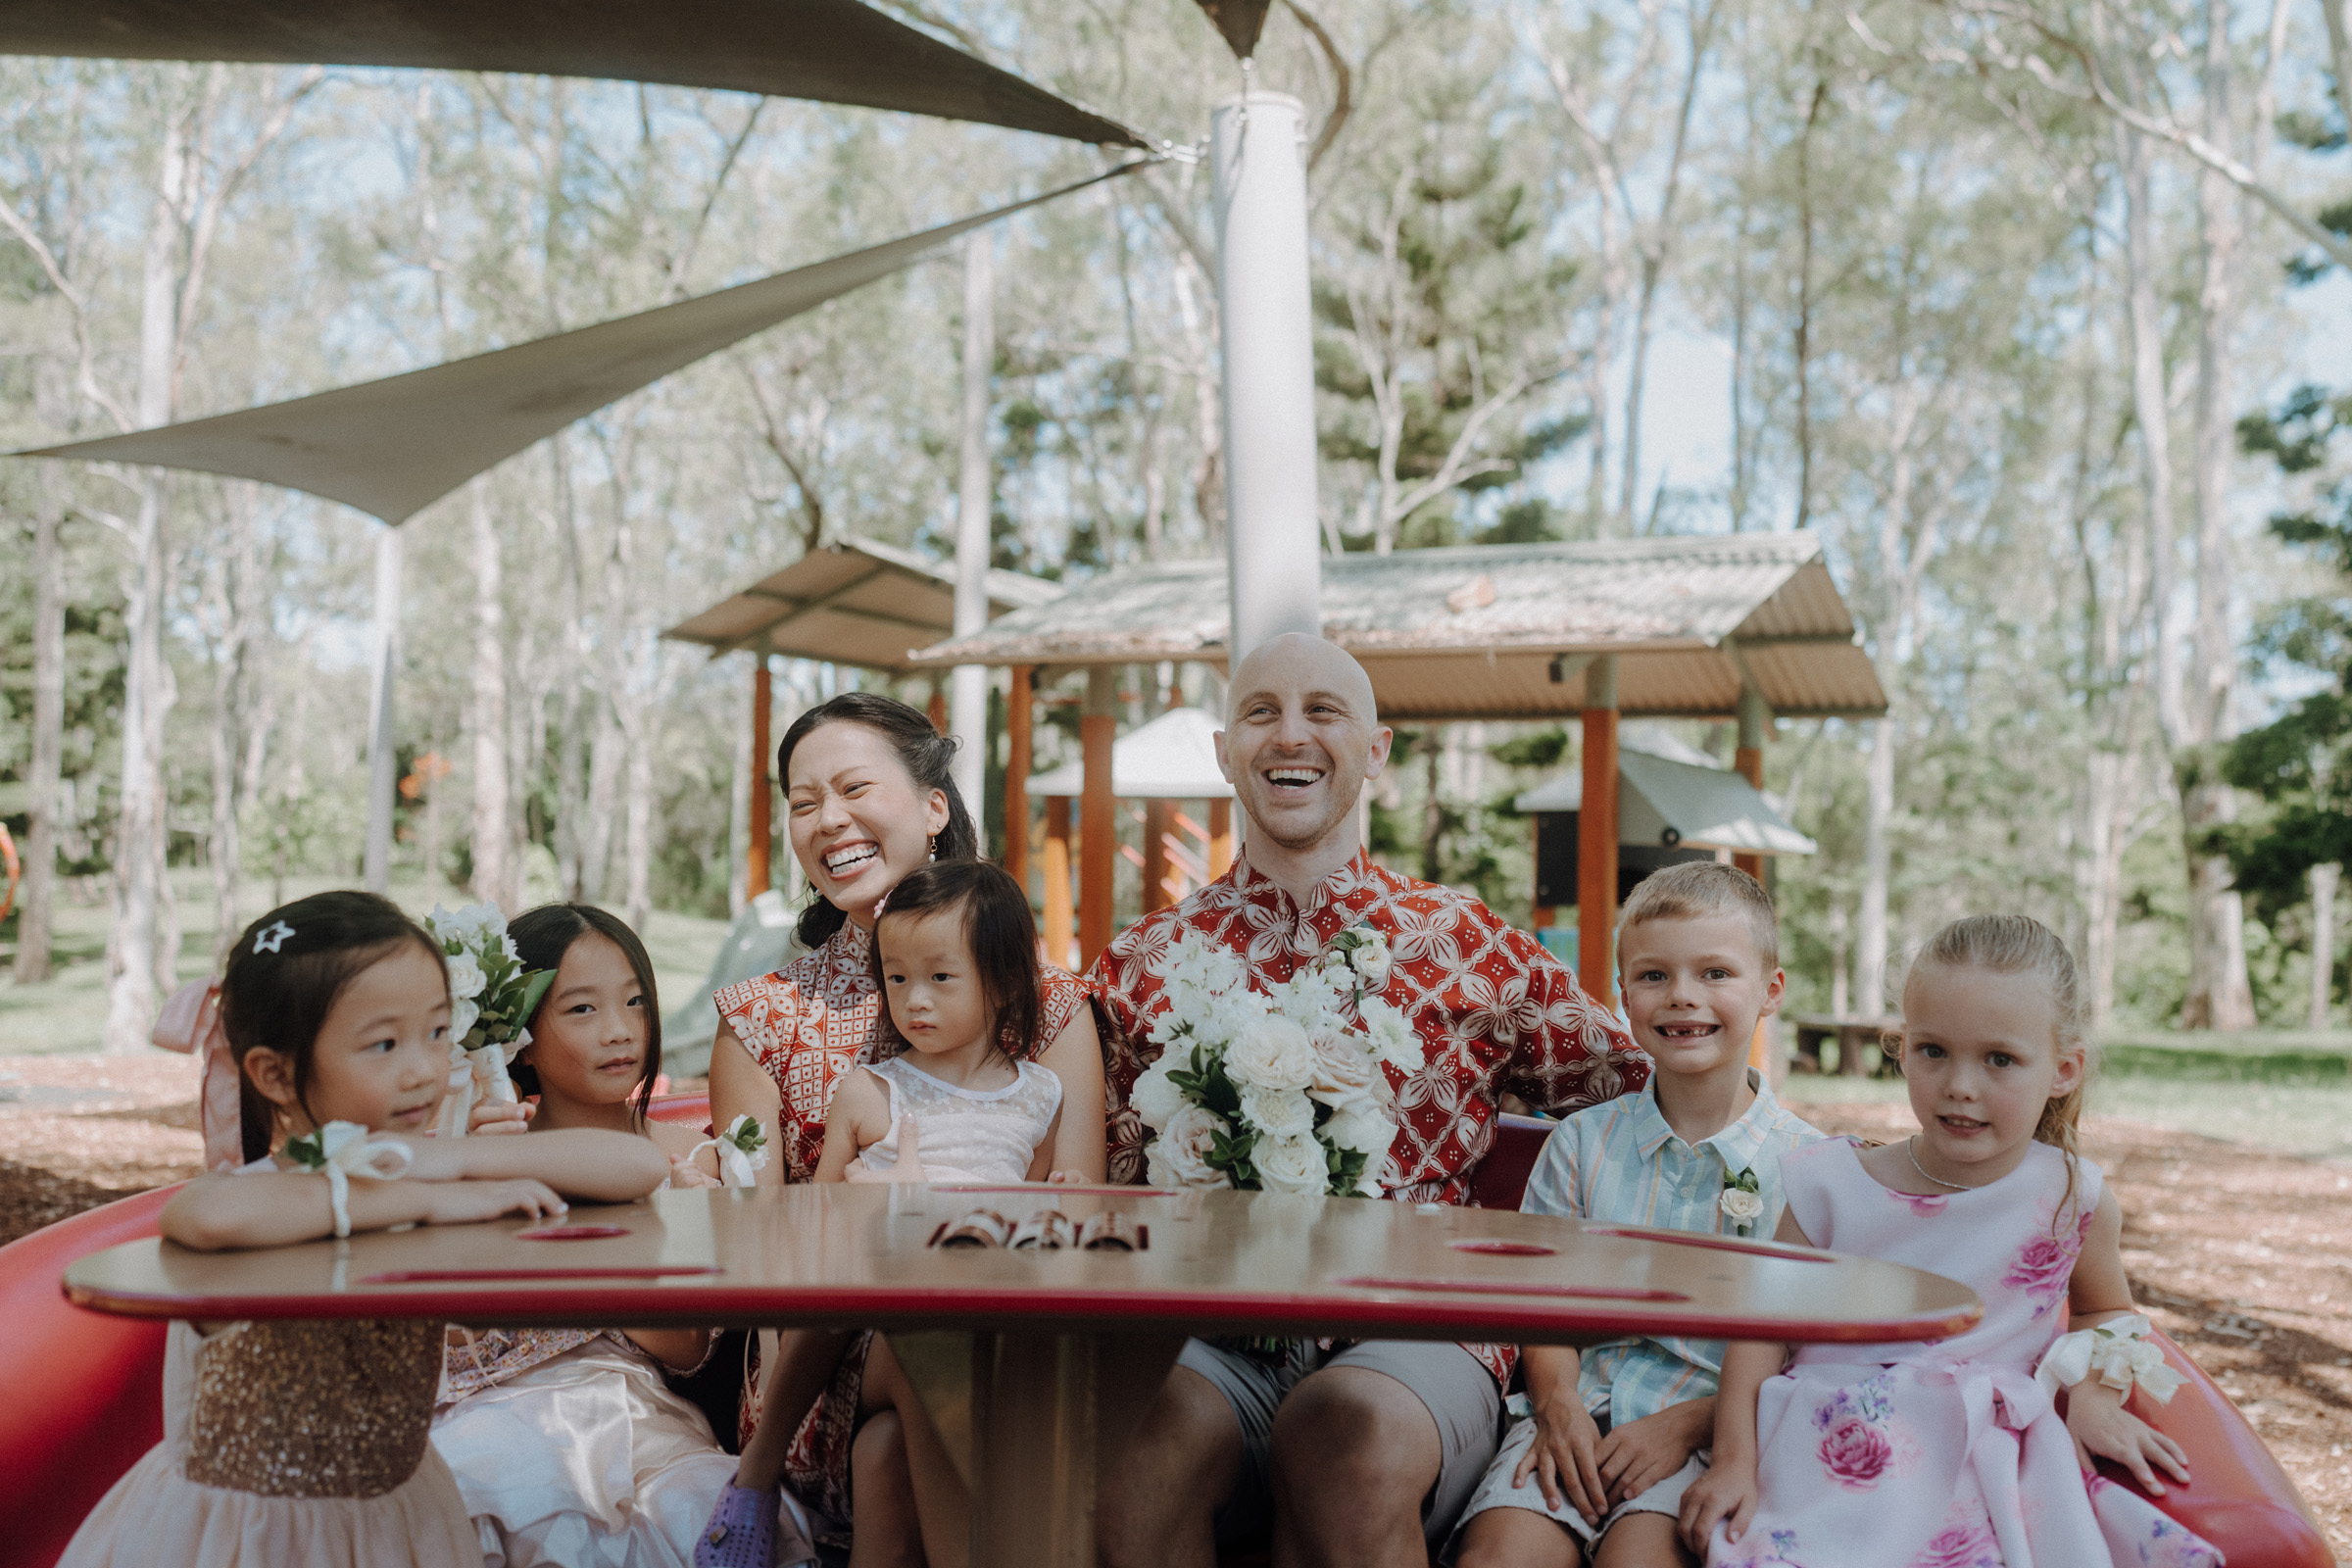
left=1682, top=916, right=2221, bottom=1568
left=703, top=694, right=1103, bottom=1564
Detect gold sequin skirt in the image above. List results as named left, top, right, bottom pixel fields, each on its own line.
left=58, top=1437, right=482, bottom=1568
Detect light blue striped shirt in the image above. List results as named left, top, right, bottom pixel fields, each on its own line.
left=1522, top=1071, right=1823, bottom=1429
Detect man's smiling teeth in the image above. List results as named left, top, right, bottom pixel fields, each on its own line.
left=1265, top=768, right=1323, bottom=786
left=824, top=845, right=879, bottom=876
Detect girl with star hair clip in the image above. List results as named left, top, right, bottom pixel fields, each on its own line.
left=59, top=891, right=668, bottom=1568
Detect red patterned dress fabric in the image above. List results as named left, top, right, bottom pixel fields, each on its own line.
left=1089, top=848, right=1645, bottom=1385
left=713, top=919, right=1090, bottom=1534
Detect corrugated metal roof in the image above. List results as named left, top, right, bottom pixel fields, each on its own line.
left=1513, top=741, right=1818, bottom=857
left=662, top=535, right=1061, bottom=672
left=907, top=534, right=1886, bottom=719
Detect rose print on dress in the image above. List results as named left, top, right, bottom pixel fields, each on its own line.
left=1817, top=1414, right=1893, bottom=1490
left=1907, top=1504, right=2001, bottom=1568
left=2001, top=1200, right=2086, bottom=1315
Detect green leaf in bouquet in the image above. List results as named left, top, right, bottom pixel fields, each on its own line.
left=516, top=967, right=556, bottom=1020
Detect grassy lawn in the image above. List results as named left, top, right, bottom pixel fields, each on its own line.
left=0, top=871, right=732, bottom=1055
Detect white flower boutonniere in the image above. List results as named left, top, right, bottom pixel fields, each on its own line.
left=1720, top=1165, right=1765, bottom=1237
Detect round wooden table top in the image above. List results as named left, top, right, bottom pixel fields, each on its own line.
left=64, top=1183, right=1982, bottom=1346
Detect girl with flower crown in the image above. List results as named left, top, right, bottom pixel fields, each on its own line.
left=430, top=902, right=817, bottom=1568
left=1680, top=916, right=2220, bottom=1568
left=59, top=890, right=669, bottom=1568
left=703, top=693, right=1106, bottom=1560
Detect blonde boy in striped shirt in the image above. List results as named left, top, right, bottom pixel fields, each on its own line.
left=1447, top=863, right=1822, bottom=1568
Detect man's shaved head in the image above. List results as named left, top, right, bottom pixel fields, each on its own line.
left=1226, top=633, right=1380, bottom=728
left=1216, top=633, right=1392, bottom=866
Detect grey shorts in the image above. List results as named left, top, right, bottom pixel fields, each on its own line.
left=1445, top=1411, right=1709, bottom=1559
left=1176, top=1338, right=1503, bottom=1549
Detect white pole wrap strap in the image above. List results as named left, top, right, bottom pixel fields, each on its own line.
left=2034, top=1312, right=2186, bottom=1405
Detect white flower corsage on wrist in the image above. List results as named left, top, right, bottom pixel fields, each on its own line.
left=1719, top=1165, right=1765, bottom=1237
left=693, top=1114, right=771, bottom=1188
left=283, top=1121, right=416, bottom=1238
left=2034, top=1312, right=2186, bottom=1404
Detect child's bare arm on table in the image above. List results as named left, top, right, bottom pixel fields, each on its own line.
left=161, top=1170, right=567, bottom=1250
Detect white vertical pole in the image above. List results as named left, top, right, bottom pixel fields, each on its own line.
left=1213, top=92, right=1321, bottom=667
left=364, top=523, right=403, bottom=893
left=951, top=233, right=996, bottom=817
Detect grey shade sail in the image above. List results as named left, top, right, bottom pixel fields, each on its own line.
left=22, top=164, right=1144, bottom=525
left=0, top=0, right=1147, bottom=148
left=1192, top=0, right=1273, bottom=61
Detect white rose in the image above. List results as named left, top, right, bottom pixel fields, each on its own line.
left=1719, top=1188, right=1765, bottom=1225
left=1225, top=1015, right=1315, bottom=1092
left=448, top=996, right=480, bottom=1045
left=1237, top=1083, right=1315, bottom=1139
left=1252, top=1133, right=1330, bottom=1196
left=1129, top=1054, right=1189, bottom=1133
left=1322, top=1099, right=1395, bottom=1157
left=1349, top=933, right=1392, bottom=991
left=1306, top=1029, right=1379, bottom=1101
left=444, top=952, right=487, bottom=1003
left=1148, top=1104, right=1231, bottom=1188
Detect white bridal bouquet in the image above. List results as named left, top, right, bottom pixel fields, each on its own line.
left=1131, top=926, right=1422, bottom=1197
left=427, top=902, right=556, bottom=1139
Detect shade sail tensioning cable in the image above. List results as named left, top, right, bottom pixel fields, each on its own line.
left=0, top=0, right=1148, bottom=148
left=21, top=162, right=1150, bottom=524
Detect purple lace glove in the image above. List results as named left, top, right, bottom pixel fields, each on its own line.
left=696, top=1483, right=784, bottom=1568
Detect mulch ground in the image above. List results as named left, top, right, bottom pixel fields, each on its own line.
left=1, top=1057, right=2344, bottom=1558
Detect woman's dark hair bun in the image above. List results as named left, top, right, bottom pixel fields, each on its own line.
left=775, top=692, right=980, bottom=950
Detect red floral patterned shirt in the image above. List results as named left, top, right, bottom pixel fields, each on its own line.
left=1089, top=848, right=1645, bottom=1385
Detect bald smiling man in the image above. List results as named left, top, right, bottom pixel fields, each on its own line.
left=1090, top=634, right=1646, bottom=1568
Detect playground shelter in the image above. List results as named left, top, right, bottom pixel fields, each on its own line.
left=914, top=531, right=1886, bottom=1005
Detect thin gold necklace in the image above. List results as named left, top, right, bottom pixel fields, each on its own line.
left=1904, top=1135, right=1980, bottom=1192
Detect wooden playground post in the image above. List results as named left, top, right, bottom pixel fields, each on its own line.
left=1142, top=799, right=1172, bottom=912
left=1080, top=667, right=1116, bottom=966
left=1043, top=797, right=1073, bottom=968
left=1577, top=657, right=1619, bottom=1008
left=1005, top=665, right=1033, bottom=887
left=748, top=660, right=772, bottom=896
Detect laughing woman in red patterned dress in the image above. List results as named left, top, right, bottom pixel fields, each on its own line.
left=703, top=693, right=1104, bottom=1563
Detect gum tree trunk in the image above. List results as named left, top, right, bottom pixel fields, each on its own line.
left=14, top=508, right=65, bottom=984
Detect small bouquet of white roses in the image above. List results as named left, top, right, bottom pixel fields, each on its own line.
left=426, top=902, right=556, bottom=1139
left=1129, top=926, right=1422, bottom=1197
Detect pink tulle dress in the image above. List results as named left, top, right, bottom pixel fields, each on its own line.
left=1709, top=1139, right=2221, bottom=1568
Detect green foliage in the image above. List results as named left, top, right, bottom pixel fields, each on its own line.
left=2221, top=382, right=2352, bottom=924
